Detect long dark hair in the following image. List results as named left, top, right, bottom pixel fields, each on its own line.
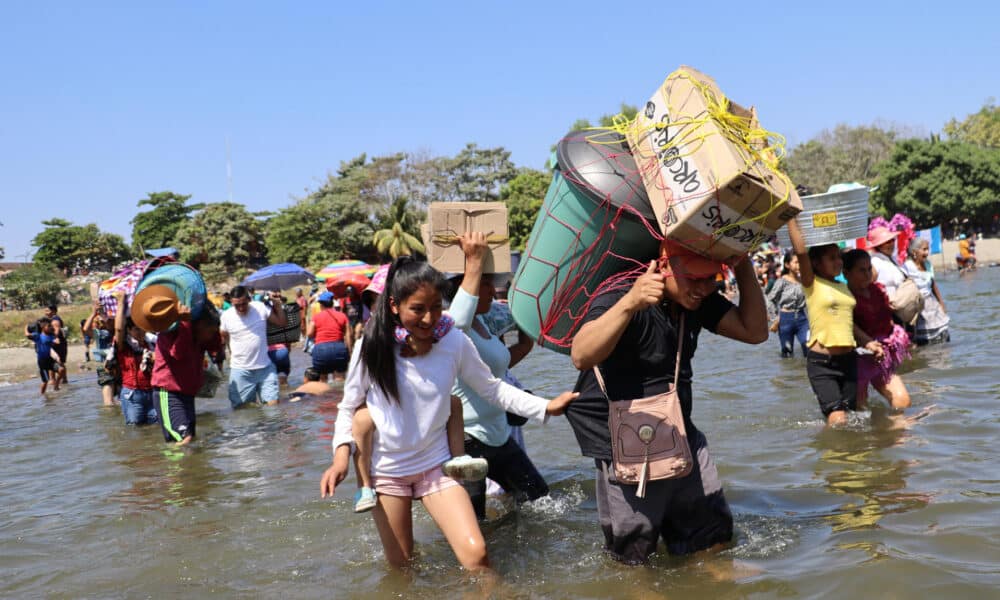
left=361, top=257, right=450, bottom=403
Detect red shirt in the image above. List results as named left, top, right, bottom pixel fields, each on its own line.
left=151, top=320, right=222, bottom=396
left=313, top=308, right=349, bottom=344
left=853, top=282, right=894, bottom=339
left=119, top=345, right=153, bottom=391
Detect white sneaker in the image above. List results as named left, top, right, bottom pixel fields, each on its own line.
left=442, top=455, right=488, bottom=482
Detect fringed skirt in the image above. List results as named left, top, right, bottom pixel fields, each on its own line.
left=858, top=324, right=911, bottom=390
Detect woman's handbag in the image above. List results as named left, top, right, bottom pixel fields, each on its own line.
left=891, top=278, right=924, bottom=325
left=888, top=262, right=925, bottom=325
left=594, top=315, right=693, bottom=498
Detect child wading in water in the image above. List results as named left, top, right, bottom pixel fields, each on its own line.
left=320, top=258, right=577, bottom=571
left=788, top=216, right=883, bottom=426
left=25, top=317, right=62, bottom=394
left=842, top=249, right=912, bottom=410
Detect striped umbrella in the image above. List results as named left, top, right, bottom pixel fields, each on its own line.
left=314, top=260, right=378, bottom=281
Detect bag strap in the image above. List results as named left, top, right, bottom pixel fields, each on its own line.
left=593, top=313, right=686, bottom=399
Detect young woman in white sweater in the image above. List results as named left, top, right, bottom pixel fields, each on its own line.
left=320, top=257, right=577, bottom=571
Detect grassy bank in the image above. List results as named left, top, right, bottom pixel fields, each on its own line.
left=0, top=304, right=94, bottom=348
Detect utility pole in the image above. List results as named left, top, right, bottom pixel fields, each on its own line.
left=226, top=135, right=233, bottom=203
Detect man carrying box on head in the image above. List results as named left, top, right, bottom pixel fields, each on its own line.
left=567, top=240, right=768, bottom=564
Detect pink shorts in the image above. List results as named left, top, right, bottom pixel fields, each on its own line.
left=373, top=465, right=459, bottom=499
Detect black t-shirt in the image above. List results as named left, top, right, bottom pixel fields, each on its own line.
left=565, top=288, right=733, bottom=461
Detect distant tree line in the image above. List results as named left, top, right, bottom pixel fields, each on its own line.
left=10, top=101, right=999, bottom=304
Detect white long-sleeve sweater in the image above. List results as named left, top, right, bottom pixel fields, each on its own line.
left=332, top=327, right=549, bottom=477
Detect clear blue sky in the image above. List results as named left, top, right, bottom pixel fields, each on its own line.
left=2, top=1, right=997, bottom=261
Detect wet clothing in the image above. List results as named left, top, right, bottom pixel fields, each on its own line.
left=227, top=362, right=280, bottom=407
left=461, top=434, right=548, bottom=520
left=853, top=283, right=910, bottom=391
left=332, top=329, right=549, bottom=479
left=806, top=351, right=858, bottom=416
left=595, top=431, right=732, bottom=564
left=312, top=341, right=349, bottom=374
left=567, top=289, right=732, bottom=461
left=121, top=388, right=157, bottom=425
left=778, top=310, right=810, bottom=357
left=30, top=332, right=57, bottom=381
left=268, top=343, right=291, bottom=375
left=803, top=277, right=856, bottom=349
left=151, top=320, right=221, bottom=397
left=567, top=287, right=734, bottom=561
left=903, top=259, right=950, bottom=344
left=158, top=390, right=195, bottom=442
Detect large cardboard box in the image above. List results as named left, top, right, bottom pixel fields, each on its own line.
left=626, top=66, right=802, bottom=262
left=425, top=202, right=512, bottom=273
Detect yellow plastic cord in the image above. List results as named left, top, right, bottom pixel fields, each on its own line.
left=431, top=233, right=508, bottom=245
left=583, top=67, right=795, bottom=250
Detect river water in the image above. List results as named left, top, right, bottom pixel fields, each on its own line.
left=2, top=269, right=998, bottom=599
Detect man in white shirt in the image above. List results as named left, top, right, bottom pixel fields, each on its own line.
left=220, top=286, right=288, bottom=408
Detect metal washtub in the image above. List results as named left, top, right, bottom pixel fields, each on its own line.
left=776, top=185, right=870, bottom=247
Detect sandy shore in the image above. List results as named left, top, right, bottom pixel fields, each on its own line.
left=0, top=343, right=93, bottom=385
left=940, top=239, right=1000, bottom=266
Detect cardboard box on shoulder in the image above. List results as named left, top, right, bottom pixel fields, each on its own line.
left=625, top=65, right=802, bottom=263
left=425, top=202, right=512, bottom=273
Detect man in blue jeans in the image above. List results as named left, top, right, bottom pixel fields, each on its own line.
left=220, top=286, right=288, bottom=407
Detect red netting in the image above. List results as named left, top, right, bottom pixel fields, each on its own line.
left=511, top=130, right=735, bottom=352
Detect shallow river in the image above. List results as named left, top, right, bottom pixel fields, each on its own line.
left=2, top=268, right=998, bottom=598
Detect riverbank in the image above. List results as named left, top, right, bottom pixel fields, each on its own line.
left=939, top=238, right=999, bottom=268
left=0, top=343, right=93, bottom=385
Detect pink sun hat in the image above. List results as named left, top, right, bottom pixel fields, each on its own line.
left=363, top=264, right=390, bottom=297
left=866, top=226, right=899, bottom=248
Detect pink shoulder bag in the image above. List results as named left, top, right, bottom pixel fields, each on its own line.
left=594, top=314, right=693, bottom=498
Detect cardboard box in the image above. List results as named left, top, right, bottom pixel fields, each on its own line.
left=425, top=202, right=512, bottom=273
left=625, top=65, right=802, bottom=262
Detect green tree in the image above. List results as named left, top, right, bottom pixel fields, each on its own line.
left=1, top=264, right=64, bottom=309
left=501, top=168, right=552, bottom=251
left=32, top=219, right=132, bottom=274
left=266, top=193, right=375, bottom=269
left=437, top=143, right=518, bottom=203
left=568, top=103, right=640, bottom=132
left=130, top=191, right=204, bottom=253
left=872, top=138, right=1000, bottom=228
left=172, top=202, right=266, bottom=283
left=373, top=198, right=425, bottom=259
left=783, top=124, right=899, bottom=193
left=944, top=100, right=1000, bottom=148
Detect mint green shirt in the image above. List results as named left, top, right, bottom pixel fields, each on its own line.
left=449, top=288, right=513, bottom=446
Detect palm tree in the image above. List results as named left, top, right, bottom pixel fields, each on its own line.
left=373, top=198, right=425, bottom=259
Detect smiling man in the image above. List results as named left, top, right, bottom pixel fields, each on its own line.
left=567, top=240, right=767, bottom=564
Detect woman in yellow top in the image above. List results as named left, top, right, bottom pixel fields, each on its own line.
left=787, top=217, right=885, bottom=426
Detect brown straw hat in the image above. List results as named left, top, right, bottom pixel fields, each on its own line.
left=131, top=284, right=182, bottom=333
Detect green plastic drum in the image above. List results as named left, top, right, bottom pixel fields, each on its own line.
left=509, top=130, right=661, bottom=354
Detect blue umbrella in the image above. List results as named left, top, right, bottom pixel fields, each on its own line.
left=241, top=263, right=315, bottom=291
